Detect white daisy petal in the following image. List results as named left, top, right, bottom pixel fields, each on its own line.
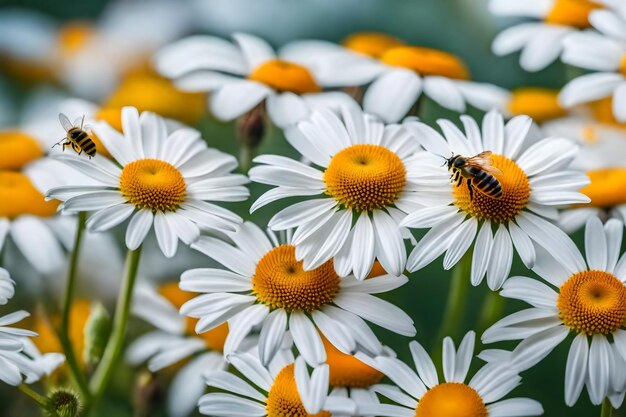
left=363, top=69, right=422, bottom=123
left=565, top=333, right=589, bottom=407
left=290, top=312, right=326, bottom=366
left=486, top=224, right=513, bottom=291
left=588, top=334, right=610, bottom=405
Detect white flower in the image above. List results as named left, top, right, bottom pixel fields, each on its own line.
left=127, top=283, right=229, bottom=417
left=282, top=33, right=509, bottom=123
left=560, top=8, right=626, bottom=122
left=482, top=217, right=626, bottom=406
left=201, top=353, right=355, bottom=416
left=46, top=106, right=249, bottom=257
left=0, top=268, right=15, bottom=305
left=249, top=105, right=422, bottom=279
left=489, top=0, right=617, bottom=72
left=355, top=331, right=543, bottom=417
left=401, top=110, right=590, bottom=290
left=180, top=221, right=415, bottom=368
left=155, top=32, right=356, bottom=128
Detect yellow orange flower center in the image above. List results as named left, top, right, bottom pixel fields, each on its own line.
left=343, top=32, right=405, bottom=58
left=558, top=270, right=626, bottom=335
left=252, top=245, right=340, bottom=312
left=415, top=383, right=487, bottom=417
left=580, top=168, right=626, bottom=208
left=119, top=159, right=186, bottom=212
left=249, top=60, right=321, bottom=94
left=453, top=154, right=530, bottom=223
left=380, top=46, right=470, bottom=80
left=588, top=97, right=626, bottom=127
left=322, top=336, right=383, bottom=388
left=621, top=55, right=626, bottom=77
left=545, top=0, right=602, bottom=27
left=0, top=171, right=59, bottom=219
left=57, top=22, right=95, bottom=56
left=266, top=364, right=331, bottom=417
left=158, top=283, right=229, bottom=351
left=507, top=88, right=567, bottom=123
left=324, top=144, right=406, bottom=212
left=0, top=131, right=44, bottom=170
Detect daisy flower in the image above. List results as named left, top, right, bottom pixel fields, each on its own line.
left=354, top=331, right=543, bottom=417
left=249, top=105, right=422, bottom=279
left=180, top=221, right=414, bottom=367
left=155, top=32, right=356, bottom=128
left=559, top=8, right=626, bottom=122
left=482, top=217, right=626, bottom=406
left=489, top=0, right=612, bottom=72
left=46, top=106, right=249, bottom=257
left=401, top=110, right=590, bottom=290
left=201, top=353, right=356, bottom=416
left=281, top=32, right=509, bottom=123
left=127, top=283, right=229, bottom=417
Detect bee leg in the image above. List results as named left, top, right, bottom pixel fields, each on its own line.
left=456, top=174, right=463, bottom=187
left=467, top=179, right=474, bottom=201
left=62, top=142, right=69, bottom=152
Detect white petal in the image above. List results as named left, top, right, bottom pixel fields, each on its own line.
left=409, top=340, right=438, bottom=388
left=372, top=210, right=406, bottom=277
left=125, top=209, right=154, bottom=250
left=210, top=81, right=271, bottom=121
left=363, top=69, right=422, bottom=123
left=565, top=333, right=589, bottom=407
left=290, top=312, right=326, bottom=366
left=423, top=77, right=465, bottom=112
left=486, top=224, right=513, bottom=290
left=488, top=398, right=544, bottom=417
left=334, top=292, right=415, bottom=336
left=259, top=309, right=288, bottom=366
left=266, top=92, right=310, bottom=128
left=588, top=334, right=610, bottom=405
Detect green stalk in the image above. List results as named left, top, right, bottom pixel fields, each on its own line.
left=601, top=399, right=613, bottom=417
left=18, top=384, right=51, bottom=411
left=476, top=289, right=505, bottom=335
left=57, top=212, right=90, bottom=400
left=238, top=144, right=254, bottom=172
left=88, top=246, right=142, bottom=414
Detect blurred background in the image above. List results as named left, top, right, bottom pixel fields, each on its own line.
left=0, top=0, right=610, bottom=416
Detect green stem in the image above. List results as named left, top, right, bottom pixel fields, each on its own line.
left=88, top=246, right=142, bottom=414
left=18, top=384, right=50, bottom=411
left=476, top=290, right=505, bottom=335
left=57, top=212, right=90, bottom=401
left=238, top=143, right=254, bottom=172
left=601, top=399, right=613, bottom=417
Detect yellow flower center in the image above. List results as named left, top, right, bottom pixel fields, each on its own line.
left=453, top=154, right=530, bottom=223
left=415, top=383, right=488, bottom=417
left=380, top=46, right=470, bottom=80
left=57, top=22, right=95, bottom=56
left=343, top=32, right=405, bottom=58
left=579, top=168, right=626, bottom=208
left=0, top=171, right=59, bottom=219
left=324, top=144, right=406, bottom=212
left=249, top=60, right=321, bottom=94
left=119, top=159, right=186, bottom=212
left=620, top=55, right=626, bottom=77
left=102, top=72, right=206, bottom=125
left=0, top=131, right=44, bottom=170
left=558, top=270, right=626, bottom=335
left=158, top=283, right=229, bottom=351
left=252, top=245, right=340, bottom=313
left=507, top=88, right=567, bottom=123
left=544, top=0, right=602, bottom=28
left=322, top=336, right=383, bottom=388
left=266, top=364, right=331, bottom=417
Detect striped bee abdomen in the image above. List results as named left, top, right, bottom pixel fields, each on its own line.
left=70, top=128, right=96, bottom=157
left=471, top=168, right=502, bottom=199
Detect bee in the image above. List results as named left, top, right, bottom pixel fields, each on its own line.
left=445, top=151, right=503, bottom=200
left=53, top=113, right=96, bottom=158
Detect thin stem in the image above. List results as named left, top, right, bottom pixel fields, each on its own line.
left=238, top=144, right=253, bottom=172
left=19, top=384, right=50, bottom=410
left=88, top=246, right=142, bottom=413
left=601, top=398, right=613, bottom=417
left=476, top=289, right=505, bottom=335
left=57, top=212, right=90, bottom=400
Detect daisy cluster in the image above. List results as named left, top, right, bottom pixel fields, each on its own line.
left=1, top=1, right=626, bottom=417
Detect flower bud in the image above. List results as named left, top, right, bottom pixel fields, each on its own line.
left=83, top=302, right=111, bottom=368
left=47, top=389, right=81, bottom=417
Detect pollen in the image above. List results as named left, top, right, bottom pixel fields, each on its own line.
left=159, top=282, right=230, bottom=352
left=380, top=46, right=470, bottom=80
left=0, top=171, right=59, bottom=218
left=544, top=0, right=602, bottom=28
left=507, top=88, right=567, bottom=123
left=266, top=364, right=331, bottom=417
left=57, top=22, right=94, bottom=56
left=415, top=383, right=488, bottom=417
left=580, top=168, right=626, bottom=208
left=249, top=60, right=321, bottom=95
left=119, top=159, right=186, bottom=212
left=322, top=336, right=383, bottom=388
left=0, top=131, right=44, bottom=170
left=343, top=32, right=405, bottom=58
left=557, top=270, right=626, bottom=335
left=324, top=144, right=406, bottom=212
left=252, top=245, right=340, bottom=313
left=453, top=154, right=530, bottom=223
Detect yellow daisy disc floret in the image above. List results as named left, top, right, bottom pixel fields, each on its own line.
left=580, top=168, right=626, bottom=208
left=507, top=88, right=567, bottom=123
left=322, top=336, right=383, bottom=388
left=119, top=159, right=187, bottom=212
left=0, top=132, right=44, bottom=170
left=0, top=171, right=59, bottom=218
left=249, top=60, right=321, bottom=94
left=343, top=32, right=405, bottom=59
left=557, top=270, right=626, bottom=335
left=252, top=245, right=340, bottom=312
left=324, top=144, right=407, bottom=212
left=266, top=364, right=331, bottom=417
left=415, top=383, right=487, bottom=417
left=544, top=0, right=602, bottom=28
left=380, top=46, right=470, bottom=80
left=453, top=154, right=530, bottom=223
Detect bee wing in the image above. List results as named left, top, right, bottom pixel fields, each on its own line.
left=58, top=113, right=74, bottom=132
left=480, top=164, right=503, bottom=176
left=73, top=116, right=84, bottom=127
left=465, top=151, right=503, bottom=175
